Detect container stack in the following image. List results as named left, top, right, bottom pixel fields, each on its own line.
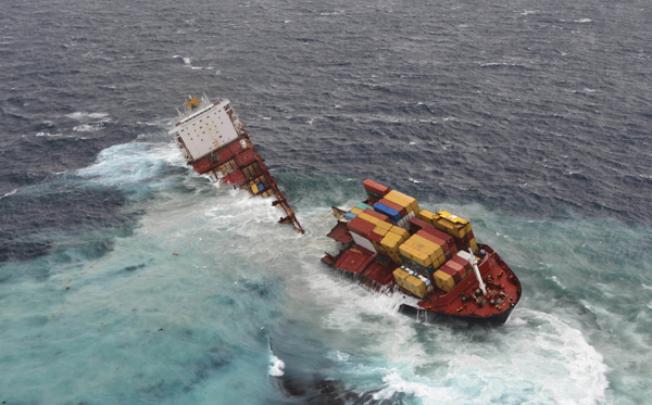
left=392, top=266, right=433, bottom=298
left=417, top=209, right=478, bottom=254
left=363, top=179, right=390, bottom=201
left=343, top=180, right=485, bottom=298
left=433, top=252, right=472, bottom=292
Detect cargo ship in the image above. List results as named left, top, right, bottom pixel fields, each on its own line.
left=322, top=180, right=521, bottom=324
left=170, top=96, right=304, bottom=233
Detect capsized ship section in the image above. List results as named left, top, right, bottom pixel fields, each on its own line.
left=170, top=97, right=304, bottom=233
left=322, top=179, right=521, bottom=324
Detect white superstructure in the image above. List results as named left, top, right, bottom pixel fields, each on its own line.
left=169, top=99, right=243, bottom=162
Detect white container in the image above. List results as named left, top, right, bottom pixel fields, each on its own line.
left=351, top=232, right=376, bottom=253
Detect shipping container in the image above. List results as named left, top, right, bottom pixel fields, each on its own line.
left=377, top=198, right=407, bottom=217
left=347, top=216, right=376, bottom=238
left=223, top=170, right=246, bottom=186
left=393, top=267, right=431, bottom=298
left=417, top=209, right=437, bottom=223
left=355, top=202, right=374, bottom=211
left=384, top=190, right=420, bottom=214
left=434, top=270, right=455, bottom=292
left=235, top=148, right=258, bottom=166
left=373, top=202, right=401, bottom=222
left=389, top=226, right=410, bottom=240
left=351, top=232, right=376, bottom=253
left=363, top=179, right=390, bottom=197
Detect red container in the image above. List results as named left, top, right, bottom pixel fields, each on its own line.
left=363, top=179, right=390, bottom=196
left=416, top=230, right=446, bottom=248
left=235, top=148, right=258, bottom=166
left=191, top=155, right=217, bottom=174
left=216, top=139, right=243, bottom=163
left=362, top=209, right=390, bottom=222
left=223, top=170, right=246, bottom=186
left=409, top=218, right=457, bottom=255
left=408, top=217, right=432, bottom=233
left=451, top=254, right=471, bottom=271
left=377, top=198, right=407, bottom=216
left=368, top=231, right=383, bottom=244
left=347, top=217, right=375, bottom=238
left=440, top=264, right=465, bottom=283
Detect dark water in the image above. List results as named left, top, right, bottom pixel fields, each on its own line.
left=1, top=1, right=651, bottom=404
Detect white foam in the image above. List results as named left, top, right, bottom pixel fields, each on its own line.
left=35, top=131, right=63, bottom=137
left=77, top=142, right=185, bottom=187
left=0, top=188, right=18, bottom=200
left=66, top=112, right=110, bottom=121
left=575, top=18, right=592, bottom=23
left=73, top=124, right=103, bottom=133
left=299, top=257, right=609, bottom=405
left=268, top=353, right=285, bottom=377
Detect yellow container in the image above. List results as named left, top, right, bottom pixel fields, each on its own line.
left=417, top=209, right=437, bottom=223
left=432, top=252, right=446, bottom=269
left=433, top=210, right=472, bottom=239
left=438, top=210, right=469, bottom=225
left=373, top=225, right=389, bottom=238
left=350, top=207, right=363, bottom=215
left=385, top=190, right=420, bottom=213
left=250, top=183, right=259, bottom=194
left=389, top=226, right=409, bottom=240
left=358, top=212, right=380, bottom=226
left=381, top=233, right=402, bottom=263
left=468, top=237, right=479, bottom=254
left=393, top=268, right=429, bottom=298
left=375, top=220, right=393, bottom=232
left=434, top=270, right=455, bottom=292
left=399, top=243, right=432, bottom=267
left=381, top=232, right=401, bottom=250
left=399, top=234, right=446, bottom=267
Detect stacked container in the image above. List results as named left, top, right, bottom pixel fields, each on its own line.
left=417, top=209, right=479, bottom=254
left=392, top=266, right=433, bottom=298
left=433, top=252, right=473, bottom=293
left=398, top=233, right=446, bottom=270
left=363, top=179, right=390, bottom=201
left=378, top=226, right=410, bottom=263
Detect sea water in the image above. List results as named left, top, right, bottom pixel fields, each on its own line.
left=1, top=0, right=650, bottom=403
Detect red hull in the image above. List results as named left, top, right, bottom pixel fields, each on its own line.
left=323, top=225, right=522, bottom=324
left=173, top=98, right=304, bottom=233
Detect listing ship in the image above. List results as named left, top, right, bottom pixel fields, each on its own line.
left=322, top=179, right=521, bottom=324
left=170, top=96, right=304, bottom=233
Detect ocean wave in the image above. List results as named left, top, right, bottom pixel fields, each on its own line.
left=0, top=188, right=18, bottom=200
left=65, top=112, right=110, bottom=121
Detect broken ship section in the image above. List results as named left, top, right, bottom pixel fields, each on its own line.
left=322, top=180, right=521, bottom=324
left=170, top=97, right=304, bottom=233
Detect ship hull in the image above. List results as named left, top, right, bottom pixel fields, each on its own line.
left=397, top=303, right=514, bottom=325
left=322, top=241, right=521, bottom=325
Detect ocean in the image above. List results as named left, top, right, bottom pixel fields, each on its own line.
left=1, top=0, right=650, bottom=404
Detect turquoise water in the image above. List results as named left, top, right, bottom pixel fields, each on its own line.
left=1, top=138, right=649, bottom=404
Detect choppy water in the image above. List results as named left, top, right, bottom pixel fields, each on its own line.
left=1, top=1, right=651, bottom=404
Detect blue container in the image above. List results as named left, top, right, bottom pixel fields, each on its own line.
left=258, top=182, right=265, bottom=192
left=344, top=212, right=357, bottom=221
left=373, top=202, right=401, bottom=222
